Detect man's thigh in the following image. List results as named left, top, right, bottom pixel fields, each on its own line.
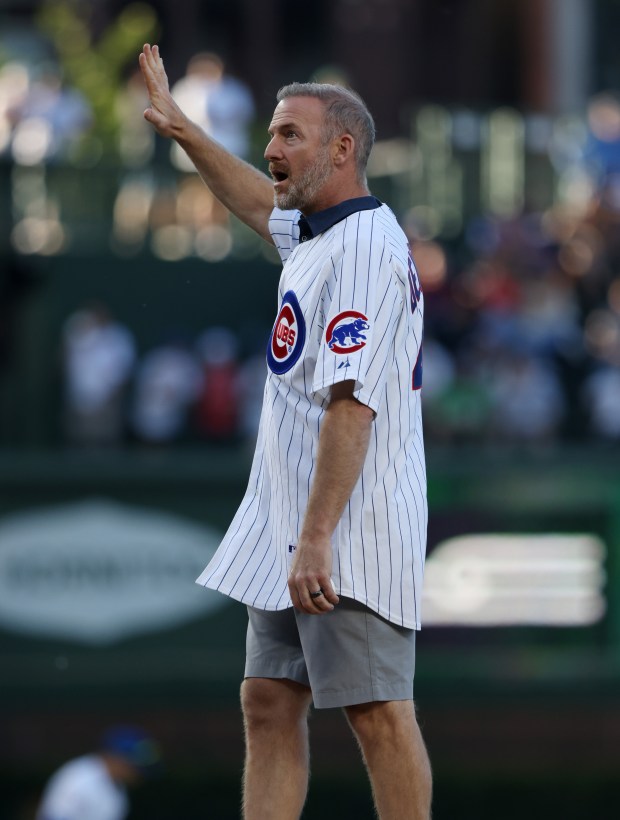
left=245, top=605, right=310, bottom=687
left=296, top=597, right=415, bottom=709
left=245, top=599, right=415, bottom=709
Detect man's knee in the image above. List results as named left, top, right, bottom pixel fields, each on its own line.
left=345, top=699, right=417, bottom=745
left=241, top=678, right=311, bottom=733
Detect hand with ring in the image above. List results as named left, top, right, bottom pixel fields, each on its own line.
left=287, top=539, right=340, bottom=614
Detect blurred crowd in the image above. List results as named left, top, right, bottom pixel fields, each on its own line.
left=412, top=93, right=620, bottom=446
left=52, top=87, right=620, bottom=449
left=60, top=303, right=266, bottom=449
left=62, top=160, right=620, bottom=453
left=0, top=60, right=91, bottom=164
left=0, top=49, right=254, bottom=168
left=2, top=34, right=620, bottom=448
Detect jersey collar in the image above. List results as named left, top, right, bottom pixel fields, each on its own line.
left=298, top=196, right=382, bottom=242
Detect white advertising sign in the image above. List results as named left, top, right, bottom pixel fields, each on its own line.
left=0, top=499, right=228, bottom=644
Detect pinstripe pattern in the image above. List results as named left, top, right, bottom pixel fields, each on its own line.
left=196, top=201, right=427, bottom=629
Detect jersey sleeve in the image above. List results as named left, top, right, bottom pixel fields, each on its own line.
left=312, top=225, right=404, bottom=414
left=268, top=208, right=302, bottom=263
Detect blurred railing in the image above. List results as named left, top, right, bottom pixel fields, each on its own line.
left=2, top=105, right=615, bottom=452
left=0, top=105, right=587, bottom=260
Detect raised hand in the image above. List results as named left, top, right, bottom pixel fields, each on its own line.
left=139, top=43, right=186, bottom=138
left=137, top=43, right=274, bottom=242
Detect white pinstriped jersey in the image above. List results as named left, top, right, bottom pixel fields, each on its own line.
left=196, top=196, right=427, bottom=628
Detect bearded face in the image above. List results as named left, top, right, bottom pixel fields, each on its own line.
left=272, top=141, right=334, bottom=212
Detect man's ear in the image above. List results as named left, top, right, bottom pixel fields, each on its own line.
left=332, top=133, right=355, bottom=168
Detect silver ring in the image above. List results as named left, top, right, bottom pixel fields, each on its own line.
left=310, top=589, right=324, bottom=599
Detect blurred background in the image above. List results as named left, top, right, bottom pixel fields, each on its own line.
left=0, top=0, right=619, bottom=817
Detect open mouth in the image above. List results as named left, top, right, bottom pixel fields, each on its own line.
left=271, top=168, right=289, bottom=183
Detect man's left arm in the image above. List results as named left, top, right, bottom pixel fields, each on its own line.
left=288, top=380, right=374, bottom=614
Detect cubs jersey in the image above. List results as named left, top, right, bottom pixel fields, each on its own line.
left=196, top=196, right=427, bottom=628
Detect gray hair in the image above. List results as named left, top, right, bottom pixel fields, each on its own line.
left=276, top=82, right=375, bottom=183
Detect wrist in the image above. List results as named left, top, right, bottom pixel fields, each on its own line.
left=173, top=115, right=198, bottom=146
left=298, top=524, right=333, bottom=544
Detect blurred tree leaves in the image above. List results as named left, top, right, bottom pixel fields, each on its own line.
left=36, top=1, right=159, bottom=159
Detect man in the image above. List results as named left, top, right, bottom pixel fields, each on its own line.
left=36, top=725, right=161, bottom=820
left=139, top=43, right=431, bottom=820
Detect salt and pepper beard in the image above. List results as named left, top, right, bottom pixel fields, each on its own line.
left=273, top=142, right=334, bottom=212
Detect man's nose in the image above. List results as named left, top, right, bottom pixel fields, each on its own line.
left=264, top=136, right=282, bottom=161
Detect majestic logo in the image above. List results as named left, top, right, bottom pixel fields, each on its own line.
left=326, top=310, right=370, bottom=354
left=267, top=290, right=306, bottom=374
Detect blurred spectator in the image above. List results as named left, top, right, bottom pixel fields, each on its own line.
left=234, top=322, right=271, bottom=444
left=517, top=274, right=582, bottom=358
left=0, top=61, right=30, bottom=155
left=169, top=52, right=255, bottom=234
left=419, top=337, right=455, bottom=403
left=170, top=51, right=254, bottom=169
left=582, top=365, right=620, bottom=439
left=8, top=63, right=91, bottom=164
left=488, top=351, right=566, bottom=442
left=237, top=351, right=268, bottom=443
left=35, top=725, right=160, bottom=820
left=193, top=326, right=241, bottom=442
left=61, top=304, right=136, bottom=447
left=425, top=352, right=493, bottom=443
left=582, top=91, right=620, bottom=186
left=111, top=69, right=157, bottom=254
left=131, top=333, right=202, bottom=445
left=206, top=62, right=255, bottom=159
left=169, top=53, right=220, bottom=162
left=111, top=175, right=155, bottom=254
left=116, top=67, right=155, bottom=168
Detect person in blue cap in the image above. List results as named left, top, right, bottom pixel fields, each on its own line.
left=35, top=725, right=161, bottom=820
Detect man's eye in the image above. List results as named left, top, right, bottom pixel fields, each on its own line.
left=286, top=131, right=297, bottom=139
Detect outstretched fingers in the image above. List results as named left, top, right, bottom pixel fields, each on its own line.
left=139, top=44, right=168, bottom=92
left=139, top=44, right=177, bottom=135
left=141, top=43, right=162, bottom=71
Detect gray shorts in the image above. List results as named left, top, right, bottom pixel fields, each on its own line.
left=245, top=597, right=416, bottom=709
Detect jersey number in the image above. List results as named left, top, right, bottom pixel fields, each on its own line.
left=408, top=253, right=423, bottom=390
left=408, top=253, right=422, bottom=314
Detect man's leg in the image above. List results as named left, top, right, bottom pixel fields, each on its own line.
left=241, top=677, right=313, bottom=820
left=345, top=699, right=432, bottom=820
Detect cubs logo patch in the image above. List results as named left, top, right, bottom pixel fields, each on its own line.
left=326, top=310, right=370, bottom=354
left=267, top=290, right=306, bottom=374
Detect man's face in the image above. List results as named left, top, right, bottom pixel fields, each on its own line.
left=265, top=96, right=334, bottom=214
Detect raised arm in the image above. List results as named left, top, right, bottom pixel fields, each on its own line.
left=139, top=44, right=274, bottom=243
